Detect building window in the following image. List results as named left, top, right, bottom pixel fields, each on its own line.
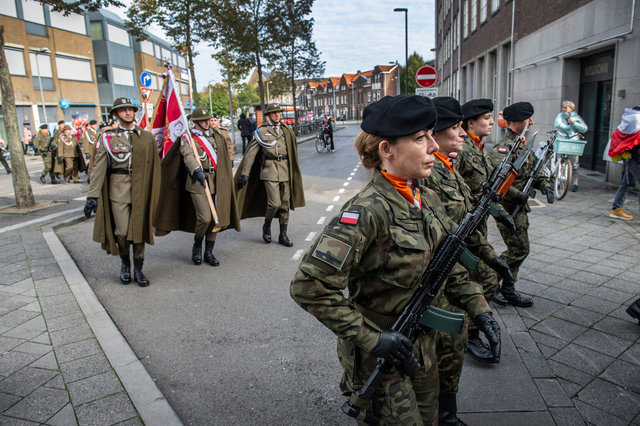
left=112, top=66, right=134, bottom=86
left=463, top=0, right=468, bottom=38
left=471, top=0, right=477, bottom=32
left=29, top=51, right=52, bottom=77
left=140, top=40, right=154, bottom=56
left=55, top=56, right=92, bottom=82
left=2, top=0, right=17, bottom=17
left=491, top=0, right=499, bottom=12
left=181, top=81, right=189, bottom=96
left=50, top=11, right=86, bottom=35
left=480, top=0, right=487, bottom=23
left=21, top=0, right=45, bottom=25
left=4, top=48, right=26, bottom=76
left=107, top=24, right=130, bottom=47
left=95, top=65, right=109, bottom=83
left=90, top=21, right=103, bottom=40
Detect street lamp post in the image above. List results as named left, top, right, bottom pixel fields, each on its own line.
left=208, top=80, right=215, bottom=113
left=393, top=8, right=408, bottom=95
left=34, top=48, right=50, bottom=125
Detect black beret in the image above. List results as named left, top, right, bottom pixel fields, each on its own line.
left=361, top=95, right=437, bottom=138
left=462, top=99, right=493, bottom=121
left=58, top=120, right=65, bottom=125
left=433, top=97, right=464, bottom=132
left=39, top=124, right=48, bottom=129
left=89, top=120, right=97, bottom=125
left=503, top=102, right=534, bottom=121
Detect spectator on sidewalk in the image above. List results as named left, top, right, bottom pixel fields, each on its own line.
left=608, top=106, right=640, bottom=221
left=248, top=112, right=257, bottom=132
left=237, top=113, right=253, bottom=154
left=22, top=126, right=32, bottom=155
left=210, top=114, right=235, bottom=167
left=0, top=137, right=11, bottom=174
left=554, top=100, right=588, bottom=191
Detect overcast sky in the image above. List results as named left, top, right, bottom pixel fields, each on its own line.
left=109, top=1, right=436, bottom=91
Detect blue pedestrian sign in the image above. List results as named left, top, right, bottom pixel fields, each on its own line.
left=186, top=100, right=191, bottom=107
left=140, top=72, right=152, bottom=88
left=59, top=98, right=70, bottom=109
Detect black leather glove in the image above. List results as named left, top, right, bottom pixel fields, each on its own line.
left=497, top=211, right=516, bottom=233
left=514, top=190, right=528, bottom=206
left=84, top=197, right=97, bottom=218
left=473, top=313, right=501, bottom=363
left=192, top=167, right=206, bottom=187
left=490, top=256, right=514, bottom=284
left=236, top=174, right=248, bottom=190
left=371, top=330, right=420, bottom=376
left=541, top=187, right=555, bottom=204
left=57, top=156, right=64, bottom=164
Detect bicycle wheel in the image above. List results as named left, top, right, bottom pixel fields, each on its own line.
left=554, top=157, right=572, bottom=200
left=315, top=135, right=324, bottom=153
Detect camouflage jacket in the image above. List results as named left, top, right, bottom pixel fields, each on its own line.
left=489, top=128, right=551, bottom=213
left=290, top=170, right=490, bottom=354
left=423, top=158, right=498, bottom=265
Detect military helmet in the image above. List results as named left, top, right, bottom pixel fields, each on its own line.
left=189, top=107, right=212, bottom=122
left=265, top=103, right=283, bottom=114
left=110, top=97, right=139, bottom=114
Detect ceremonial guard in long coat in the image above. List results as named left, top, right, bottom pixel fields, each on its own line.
left=84, top=98, right=161, bottom=287
left=235, top=103, right=305, bottom=246
left=56, top=125, right=86, bottom=183
left=154, top=108, right=240, bottom=266
left=81, top=120, right=99, bottom=174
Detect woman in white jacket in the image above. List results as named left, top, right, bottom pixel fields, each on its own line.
left=554, top=100, right=588, bottom=191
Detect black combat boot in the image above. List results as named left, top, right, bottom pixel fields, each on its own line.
left=204, top=240, right=220, bottom=266
left=467, top=328, right=495, bottom=363
left=40, top=175, right=46, bottom=184
left=119, top=254, right=131, bottom=284
left=262, top=219, right=272, bottom=243
left=50, top=175, right=58, bottom=184
left=495, top=280, right=533, bottom=307
left=192, top=236, right=203, bottom=265
left=133, top=259, right=149, bottom=287
left=278, top=223, right=293, bottom=247
left=438, top=393, right=468, bottom=426
left=627, top=298, right=640, bottom=325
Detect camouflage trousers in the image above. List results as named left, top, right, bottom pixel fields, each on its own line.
left=338, top=331, right=439, bottom=425
left=433, top=291, right=468, bottom=397
left=40, top=152, right=54, bottom=176
left=495, top=211, right=530, bottom=281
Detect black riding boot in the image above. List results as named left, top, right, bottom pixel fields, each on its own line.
left=50, top=175, right=59, bottom=184
left=133, top=259, right=149, bottom=287
left=438, top=393, right=468, bottom=426
left=204, top=240, right=220, bottom=266
left=467, top=328, right=495, bottom=363
left=627, top=298, right=640, bottom=324
left=278, top=223, right=293, bottom=247
left=39, top=175, right=46, bottom=184
left=192, top=236, right=203, bottom=265
left=494, top=280, right=533, bottom=307
left=119, top=254, right=131, bottom=284
left=262, top=219, right=272, bottom=243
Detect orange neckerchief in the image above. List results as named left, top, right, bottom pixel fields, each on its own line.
left=434, top=152, right=455, bottom=172
left=467, top=131, right=484, bottom=151
left=380, top=169, right=421, bottom=210
left=512, top=129, right=526, bottom=146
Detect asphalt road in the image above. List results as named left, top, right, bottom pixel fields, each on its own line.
left=58, top=124, right=370, bottom=425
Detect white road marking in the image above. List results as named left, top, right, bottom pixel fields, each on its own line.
left=338, top=188, right=345, bottom=193
left=305, top=232, right=316, bottom=241
left=332, top=196, right=340, bottom=202
left=343, top=182, right=349, bottom=187
left=291, top=249, right=304, bottom=262
left=317, top=216, right=326, bottom=225
left=73, top=196, right=85, bottom=201
left=326, top=205, right=334, bottom=212
left=350, top=172, right=355, bottom=176
left=353, top=168, right=358, bottom=172
left=347, top=177, right=352, bottom=181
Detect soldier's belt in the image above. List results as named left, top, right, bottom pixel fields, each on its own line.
left=264, top=154, right=288, bottom=161
left=109, top=169, right=131, bottom=176
left=204, top=167, right=216, bottom=174
left=354, top=302, right=465, bottom=334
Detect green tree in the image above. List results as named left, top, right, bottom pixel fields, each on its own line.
left=400, top=52, right=427, bottom=96
left=125, top=0, right=204, bottom=104
left=236, top=83, right=260, bottom=112
left=201, top=84, right=230, bottom=117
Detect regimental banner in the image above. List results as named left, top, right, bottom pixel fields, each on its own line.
left=151, top=69, right=189, bottom=158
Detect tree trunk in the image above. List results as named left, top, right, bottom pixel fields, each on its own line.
left=0, top=26, right=34, bottom=209
left=290, top=46, right=297, bottom=134
left=255, top=51, right=265, bottom=115
left=224, top=49, right=236, bottom=146
left=185, top=7, right=198, bottom=107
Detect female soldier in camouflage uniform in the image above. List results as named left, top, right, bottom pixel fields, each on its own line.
left=290, top=95, right=500, bottom=425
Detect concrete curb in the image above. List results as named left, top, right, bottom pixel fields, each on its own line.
left=42, top=216, right=182, bottom=426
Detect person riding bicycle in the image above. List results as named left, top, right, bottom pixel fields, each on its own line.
left=554, top=100, right=587, bottom=192
left=322, top=116, right=334, bottom=152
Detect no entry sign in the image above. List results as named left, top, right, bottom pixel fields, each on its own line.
left=415, top=65, right=438, bottom=88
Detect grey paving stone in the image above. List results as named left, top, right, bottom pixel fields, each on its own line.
left=514, top=280, right=548, bottom=297
left=457, top=411, right=555, bottom=426
left=518, top=349, right=555, bottom=378
left=47, top=403, right=77, bottom=426
left=601, top=277, right=639, bottom=294
left=538, top=286, right=582, bottom=304
left=530, top=329, right=568, bottom=350
left=49, top=324, right=94, bottom=347
left=621, top=343, right=640, bottom=367
left=616, top=270, right=640, bottom=283
left=43, top=374, right=66, bottom=390
left=68, top=370, right=123, bottom=405
left=113, top=417, right=143, bottom=426
left=0, top=366, right=58, bottom=396
left=554, top=278, right=599, bottom=295
left=74, top=392, right=136, bottom=426
left=60, top=352, right=111, bottom=383
left=537, top=343, right=559, bottom=358
left=0, top=272, right=31, bottom=286
left=601, top=359, right=640, bottom=393
left=45, top=313, right=87, bottom=332
left=0, top=311, right=38, bottom=328
left=0, top=414, right=39, bottom=425
left=551, top=305, right=605, bottom=328
left=12, top=341, right=51, bottom=356
left=18, top=301, right=40, bottom=312
left=526, top=270, right=563, bottom=286
left=30, top=265, right=63, bottom=281
left=29, top=333, right=49, bottom=345
left=29, top=352, right=58, bottom=370
left=27, top=257, right=56, bottom=268
left=531, top=316, right=587, bottom=341
left=41, top=301, right=81, bottom=320
left=516, top=297, right=565, bottom=323
left=609, top=304, right=640, bottom=322
left=557, top=378, right=583, bottom=398
left=0, top=351, right=40, bottom=377
left=0, top=392, right=21, bottom=412
left=571, top=295, right=619, bottom=315
left=592, top=316, right=640, bottom=341
left=53, top=339, right=101, bottom=363
left=534, top=378, right=573, bottom=407
left=0, top=337, right=23, bottom=354
left=573, top=328, right=633, bottom=358
left=557, top=258, right=594, bottom=271
left=2, top=315, right=46, bottom=340
left=584, top=264, right=623, bottom=278
left=32, top=276, right=66, bottom=289
left=498, top=314, right=528, bottom=332
left=599, top=258, right=633, bottom=271
left=38, top=293, right=76, bottom=309
left=551, top=343, right=615, bottom=376
left=4, top=387, right=69, bottom=423
left=565, top=270, right=610, bottom=286
left=0, top=299, right=31, bottom=313
left=589, top=285, right=638, bottom=304
left=577, top=378, right=640, bottom=421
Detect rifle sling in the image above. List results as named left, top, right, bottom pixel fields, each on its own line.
left=353, top=302, right=465, bottom=334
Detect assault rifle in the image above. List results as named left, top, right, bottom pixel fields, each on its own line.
left=341, top=137, right=535, bottom=425
left=511, top=130, right=556, bottom=217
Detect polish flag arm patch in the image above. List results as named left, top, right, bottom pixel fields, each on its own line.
left=498, top=147, right=507, bottom=153
left=339, top=211, right=360, bottom=225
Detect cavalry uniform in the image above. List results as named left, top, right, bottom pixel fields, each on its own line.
left=82, top=124, right=98, bottom=162
left=235, top=103, right=304, bottom=246
left=33, top=126, right=57, bottom=184
left=86, top=98, right=160, bottom=287
left=56, top=128, right=85, bottom=183
left=218, top=126, right=235, bottom=165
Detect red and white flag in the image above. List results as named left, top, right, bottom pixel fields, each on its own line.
left=137, top=108, right=148, bottom=130
left=151, top=69, right=189, bottom=158
left=609, top=107, right=640, bottom=158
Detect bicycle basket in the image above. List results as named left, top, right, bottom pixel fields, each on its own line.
left=553, top=138, right=587, bottom=155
